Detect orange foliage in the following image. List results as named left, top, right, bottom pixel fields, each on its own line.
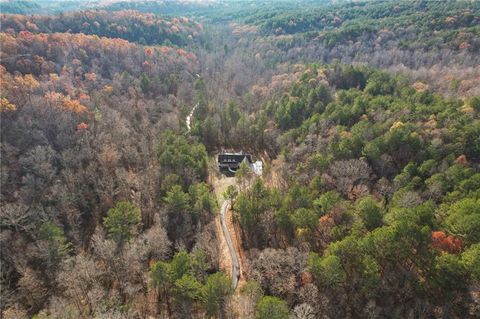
left=0, top=32, right=197, bottom=80
left=158, top=46, right=172, bottom=53
left=176, top=48, right=188, bottom=56
left=62, top=99, right=87, bottom=113
left=144, top=47, right=153, bottom=56
left=15, top=74, right=39, bottom=90
left=49, top=73, right=60, bottom=81
left=319, top=214, right=334, bottom=225
left=431, top=231, right=462, bottom=253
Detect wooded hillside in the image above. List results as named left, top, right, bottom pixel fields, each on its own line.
left=1, top=1, right=479, bottom=318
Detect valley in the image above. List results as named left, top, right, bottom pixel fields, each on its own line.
left=1, top=1, right=480, bottom=318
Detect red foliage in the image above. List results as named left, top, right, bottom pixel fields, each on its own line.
left=431, top=231, right=462, bottom=254
left=18, top=30, right=32, bottom=38
left=454, top=154, right=468, bottom=166
left=300, top=271, right=313, bottom=286
left=77, top=122, right=88, bottom=130
left=78, top=92, right=90, bottom=101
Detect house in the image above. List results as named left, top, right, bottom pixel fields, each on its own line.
left=217, top=151, right=263, bottom=177
left=218, top=151, right=253, bottom=175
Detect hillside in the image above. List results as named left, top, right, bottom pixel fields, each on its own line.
left=1, top=1, right=479, bottom=318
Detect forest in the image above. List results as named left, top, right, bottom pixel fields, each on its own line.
left=1, top=1, right=479, bottom=318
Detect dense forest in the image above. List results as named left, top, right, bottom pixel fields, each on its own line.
left=1, top=1, right=479, bottom=319
left=0, top=10, right=204, bottom=46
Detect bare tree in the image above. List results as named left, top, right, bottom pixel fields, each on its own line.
left=193, top=221, right=220, bottom=269
left=247, top=247, right=306, bottom=304
left=328, top=159, right=373, bottom=196
left=291, top=303, right=316, bottom=319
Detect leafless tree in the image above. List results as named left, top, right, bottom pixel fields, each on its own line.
left=291, top=303, right=316, bottom=319
left=328, top=159, right=373, bottom=196
left=247, top=247, right=306, bottom=304
left=193, top=221, right=220, bottom=269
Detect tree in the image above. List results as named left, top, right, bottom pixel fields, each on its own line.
left=461, top=244, right=480, bottom=281
left=158, top=131, right=208, bottom=187
left=308, top=253, right=346, bottom=288
left=236, top=160, right=253, bottom=191
left=433, top=253, right=467, bottom=292
left=469, top=96, right=480, bottom=112
left=445, top=198, right=480, bottom=245
left=328, top=159, right=372, bottom=196
left=189, top=182, right=217, bottom=216
left=249, top=248, right=305, bottom=302
left=150, top=260, right=173, bottom=315
left=103, top=201, right=141, bottom=244
left=173, top=274, right=201, bottom=314
left=56, top=254, right=103, bottom=316
left=141, top=223, right=171, bottom=261
left=256, top=296, right=289, bottom=319
left=170, top=251, right=193, bottom=282
left=356, top=196, right=383, bottom=230
left=313, top=191, right=341, bottom=216
left=291, top=208, right=318, bottom=232
left=37, top=221, right=71, bottom=268
left=201, top=272, right=231, bottom=317
left=238, top=281, right=264, bottom=318
left=431, top=231, right=462, bottom=254
left=140, top=74, right=151, bottom=93
left=292, top=303, right=316, bottom=319
left=223, top=185, right=238, bottom=206
left=164, top=185, right=191, bottom=215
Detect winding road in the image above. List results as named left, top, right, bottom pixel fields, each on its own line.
left=186, top=104, right=240, bottom=289
left=219, top=199, right=241, bottom=290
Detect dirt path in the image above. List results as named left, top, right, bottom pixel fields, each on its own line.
left=210, top=170, right=240, bottom=287
left=225, top=205, right=247, bottom=288
left=220, top=200, right=240, bottom=289
left=215, top=210, right=233, bottom=278
left=210, top=165, right=260, bottom=317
